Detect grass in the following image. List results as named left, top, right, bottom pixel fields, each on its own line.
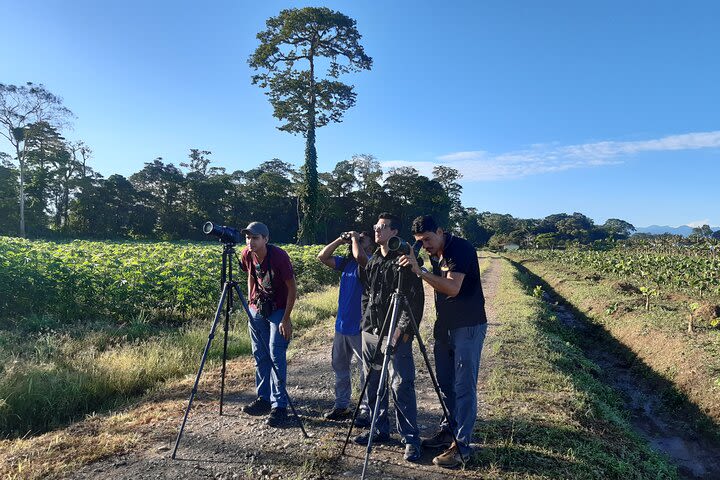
left=475, top=257, right=677, bottom=479
left=0, top=285, right=339, bottom=479
left=0, top=286, right=338, bottom=439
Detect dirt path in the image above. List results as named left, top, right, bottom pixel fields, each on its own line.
left=67, top=257, right=503, bottom=480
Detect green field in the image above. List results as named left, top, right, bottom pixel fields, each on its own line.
left=0, top=236, right=341, bottom=436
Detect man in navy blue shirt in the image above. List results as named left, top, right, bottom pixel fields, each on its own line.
left=317, top=231, right=375, bottom=423
left=399, top=215, right=488, bottom=468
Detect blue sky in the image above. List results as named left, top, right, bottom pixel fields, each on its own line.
left=2, top=0, right=718, bottom=228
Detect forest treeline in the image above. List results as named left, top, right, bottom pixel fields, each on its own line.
left=4, top=84, right=718, bottom=247
left=1, top=139, right=644, bottom=246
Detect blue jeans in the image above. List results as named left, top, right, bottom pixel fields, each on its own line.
left=362, top=331, right=420, bottom=446
left=248, top=307, right=289, bottom=408
left=434, top=323, right=487, bottom=455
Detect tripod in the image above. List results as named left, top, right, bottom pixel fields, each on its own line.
left=172, top=242, right=308, bottom=459
left=340, top=264, right=460, bottom=479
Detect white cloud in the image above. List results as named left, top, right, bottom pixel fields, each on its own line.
left=381, top=130, right=720, bottom=181
left=686, top=219, right=712, bottom=228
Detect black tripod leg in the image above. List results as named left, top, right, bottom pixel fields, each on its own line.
left=340, top=302, right=394, bottom=456
left=219, top=281, right=233, bottom=415
left=361, top=296, right=402, bottom=480
left=401, top=297, right=462, bottom=452
left=172, top=282, right=230, bottom=459
left=232, top=283, right=309, bottom=438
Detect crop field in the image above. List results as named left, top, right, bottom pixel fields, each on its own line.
left=521, top=246, right=720, bottom=298
left=0, top=237, right=339, bottom=323
left=0, top=237, right=341, bottom=437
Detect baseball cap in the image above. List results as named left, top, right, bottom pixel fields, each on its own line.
left=241, top=221, right=270, bottom=237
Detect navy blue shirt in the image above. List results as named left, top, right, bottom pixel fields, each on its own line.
left=334, top=256, right=364, bottom=335
left=431, top=234, right=487, bottom=336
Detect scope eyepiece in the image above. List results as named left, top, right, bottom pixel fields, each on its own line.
left=388, top=236, right=423, bottom=264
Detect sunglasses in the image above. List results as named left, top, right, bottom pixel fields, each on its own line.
left=372, top=224, right=390, bottom=232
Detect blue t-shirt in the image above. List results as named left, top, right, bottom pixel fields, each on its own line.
left=334, top=255, right=365, bottom=335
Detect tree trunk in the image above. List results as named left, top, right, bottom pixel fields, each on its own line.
left=297, top=43, right=319, bottom=245
left=298, top=114, right=318, bottom=244
left=17, top=147, right=25, bottom=238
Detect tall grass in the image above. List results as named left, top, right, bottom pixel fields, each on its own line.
left=0, top=286, right=338, bottom=438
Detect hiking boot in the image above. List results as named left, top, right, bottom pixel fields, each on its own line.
left=242, top=397, right=271, bottom=416
left=432, top=442, right=471, bottom=469
left=323, top=407, right=351, bottom=421
left=354, top=413, right=371, bottom=428
left=404, top=442, right=423, bottom=463
left=265, top=407, right=289, bottom=427
left=421, top=429, right=454, bottom=449
left=353, top=430, right=390, bottom=446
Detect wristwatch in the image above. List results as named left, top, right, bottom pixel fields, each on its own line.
left=417, top=267, right=429, bottom=278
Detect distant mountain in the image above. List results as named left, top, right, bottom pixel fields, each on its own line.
left=635, top=225, right=695, bottom=236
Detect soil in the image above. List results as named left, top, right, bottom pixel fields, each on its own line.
left=544, top=293, right=720, bottom=479
left=67, top=257, right=503, bottom=480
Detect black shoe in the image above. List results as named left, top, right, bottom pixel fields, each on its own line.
left=353, top=430, right=390, bottom=445
left=404, top=443, right=423, bottom=463
left=265, top=407, right=288, bottom=427
left=323, top=407, right=351, bottom=421
left=421, top=429, right=454, bottom=449
left=242, top=397, right=271, bottom=416
left=354, top=413, right=371, bottom=428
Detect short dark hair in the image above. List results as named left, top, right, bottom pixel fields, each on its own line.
left=377, top=212, right=401, bottom=232
left=411, top=215, right=439, bottom=235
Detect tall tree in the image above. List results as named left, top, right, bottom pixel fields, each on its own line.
left=129, top=159, right=188, bottom=239
left=0, top=83, right=73, bottom=236
left=249, top=7, right=372, bottom=244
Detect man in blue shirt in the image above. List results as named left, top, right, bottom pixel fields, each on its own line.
left=317, top=231, right=375, bottom=423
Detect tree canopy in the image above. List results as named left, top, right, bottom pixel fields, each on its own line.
left=249, top=7, right=372, bottom=244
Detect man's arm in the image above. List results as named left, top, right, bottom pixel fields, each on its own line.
left=350, top=232, right=369, bottom=268
left=398, top=254, right=464, bottom=297
left=279, top=277, right=296, bottom=341
left=317, top=237, right=345, bottom=268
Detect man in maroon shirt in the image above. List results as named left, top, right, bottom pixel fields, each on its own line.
left=238, top=221, right=297, bottom=427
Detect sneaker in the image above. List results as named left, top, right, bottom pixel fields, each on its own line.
left=242, top=397, right=271, bottom=416
left=421, top=429, right=454, bottom=449
left=265, top=407, right=288, bottom=427
left=432, top=442, right=470, bottom=469
left=404, top=443, right=422, bottom=463
left=353, top=430, right=390, bottom=446
left=323, top=407, right=351, bottom=421
left=354, top=413, right=371, bottom=428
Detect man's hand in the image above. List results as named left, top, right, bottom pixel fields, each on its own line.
left=398, top=253, right=421, bottom=276
left=279, top=317, right=292, bottom=341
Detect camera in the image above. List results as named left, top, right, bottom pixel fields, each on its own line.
left=340, top=231, right=353, bottom=242
left=203, top=221, right=242, bottom=244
